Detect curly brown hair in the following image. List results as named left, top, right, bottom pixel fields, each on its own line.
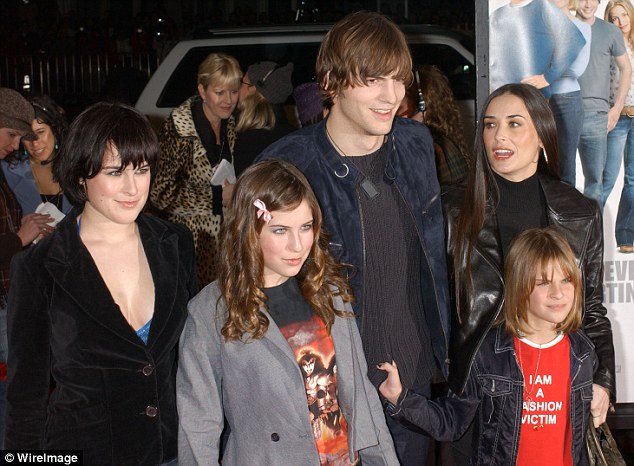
left=407, top=64, right=469, bottom=158
left=218, top=159, right=354, bottom=341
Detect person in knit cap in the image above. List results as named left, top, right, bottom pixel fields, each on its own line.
left=0, top=87, right=53, bottom=448
left=240, top=61, right=294, bottom=105
left=223, top=61, right=296, bottom=206
left=293, top=82, right=326, bottom=127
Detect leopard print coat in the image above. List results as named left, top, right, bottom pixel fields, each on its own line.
left=151, top=96, right=236, bottom=288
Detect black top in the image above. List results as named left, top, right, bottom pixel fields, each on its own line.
left=191, top=98, right=230, bottom=215
left=354, top=144, right=434, bottom=389
left=263, top=277, right=313, bottom=327
left=191, top=98, right=230, bottom=167
left=495, top=172, right=548, bottom=258
left=234, top=106, right=296, bottom=176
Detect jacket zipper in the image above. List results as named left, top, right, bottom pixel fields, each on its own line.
left=357, top=187, right=368, bottom=333
left=393, top=181, right=449, bottom=367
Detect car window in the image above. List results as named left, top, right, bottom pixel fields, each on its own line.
left=156, top=41, right=475, bottom=108
left=157, top=43, right=321, bottom=108
left=409, top=44, right=475, bottom=101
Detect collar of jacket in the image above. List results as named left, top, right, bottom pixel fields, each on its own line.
left=316, top=117, right=399, bottom=184
left=171, top=96, right=236, bottom=141
left=493, top=325, right=594, bottom=365
left=42, top=208, right=182, bottom=348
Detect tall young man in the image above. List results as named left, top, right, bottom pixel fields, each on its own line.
left=258, top=11, right=450, bottom=465
left=576, top=0, right=631, bottom=204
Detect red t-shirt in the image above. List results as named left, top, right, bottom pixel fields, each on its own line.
left=515, top=334, right=573, bottom=466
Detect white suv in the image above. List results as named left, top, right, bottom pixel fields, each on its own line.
left=135, top=24, right=475, bottom=137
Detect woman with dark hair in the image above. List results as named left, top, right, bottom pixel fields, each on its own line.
left=2, top=94, right=71, bottom=215
left=6, top=102, right=198, bottom=465
left=177, top=159, right=397, bottom=465
left=444, top=83, right=614, bottom=461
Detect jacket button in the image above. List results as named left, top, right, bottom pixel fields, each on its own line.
left=270, top=433, right=280, bottom=442
left=145, top=405, right=158, bottom=418
left=142, top=364, right=154, bottom=376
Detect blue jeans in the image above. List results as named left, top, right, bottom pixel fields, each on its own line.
left=615, top=121, right=634, bottom=245
left=0, top=303, right=7, bottom=450
left=550, top=91, right=584, bottom=187
left=604, top=116, right=633, bottom=206
left=578, top=110, right=609, bottom=205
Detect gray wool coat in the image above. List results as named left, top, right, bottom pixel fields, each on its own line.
left=177, top=281, right=399, bottom=466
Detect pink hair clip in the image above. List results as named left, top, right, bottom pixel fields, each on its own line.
left=253, top=199, right=272, bottom=223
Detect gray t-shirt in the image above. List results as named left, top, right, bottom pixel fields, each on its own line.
left=578, top=18, right=627, bottom=112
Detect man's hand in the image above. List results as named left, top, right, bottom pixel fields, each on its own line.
left=521, top=74, right=549, bottom=89
left=608, top=107, right=621, bottom=132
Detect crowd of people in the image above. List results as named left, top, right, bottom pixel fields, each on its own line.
left=0, top=5, right=627, bottom=466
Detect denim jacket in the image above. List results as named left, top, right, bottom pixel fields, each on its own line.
left=257, top=117, right=450, bottom=376
left=388, top=326, right=596, bottom=466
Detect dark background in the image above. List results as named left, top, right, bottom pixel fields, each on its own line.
left=0, top=0, right=475, bottom=118
left=2, top=1, right=633, bottom=461
left=0, top=0, right=475, bottom=57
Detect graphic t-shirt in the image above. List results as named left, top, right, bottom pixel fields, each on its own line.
left=515, top=334, right=572, bottom=466
left=264, top=278, right=356, bottom=466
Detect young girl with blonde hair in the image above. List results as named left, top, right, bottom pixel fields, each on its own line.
left=379, top=226, right=597, bottom=465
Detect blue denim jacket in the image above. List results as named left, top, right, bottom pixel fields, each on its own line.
left=389, top=326, right=596, bottom=465
left=257, top=117, right=450, bottom=376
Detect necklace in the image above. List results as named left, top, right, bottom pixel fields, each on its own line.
left=517, top=337, right=542, bottom=404
left=325, top=123, right=381, bottom=200
left=30, top=158, right=62, bottom=196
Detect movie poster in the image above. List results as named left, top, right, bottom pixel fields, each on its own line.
left=485, top=0, right=633, bottom=403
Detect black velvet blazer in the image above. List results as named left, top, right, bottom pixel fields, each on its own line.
left=5, top=209, right=198, bottom=465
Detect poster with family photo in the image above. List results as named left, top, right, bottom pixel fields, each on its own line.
left=481, top=0, right=634, bottom=406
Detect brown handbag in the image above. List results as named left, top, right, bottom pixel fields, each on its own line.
left=585, top=415, right=626, bottom=466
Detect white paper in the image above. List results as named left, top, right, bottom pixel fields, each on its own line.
left=35, top=201, right=65, bottom=226
left=210, top=158, right=236, bottom=186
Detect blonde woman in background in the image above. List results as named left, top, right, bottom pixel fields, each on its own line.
left=604, top=0, right=634, bottom=253
left=151, top=53, right=242, bottom=287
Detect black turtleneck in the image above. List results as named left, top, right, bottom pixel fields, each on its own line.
left=494, top=172, right=548, bottom=258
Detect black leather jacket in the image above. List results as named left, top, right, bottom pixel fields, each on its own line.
left=443, top=172, right=615, bottom=399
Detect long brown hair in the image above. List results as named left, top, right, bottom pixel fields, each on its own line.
left=414, top=64, right=469, bottom=158
left=218, top=159, right=353, bottom=341
left=452, top=83, right=560, bottom=322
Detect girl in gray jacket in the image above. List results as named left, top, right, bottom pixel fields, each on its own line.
left=177, top=159, right=398, bottom=466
